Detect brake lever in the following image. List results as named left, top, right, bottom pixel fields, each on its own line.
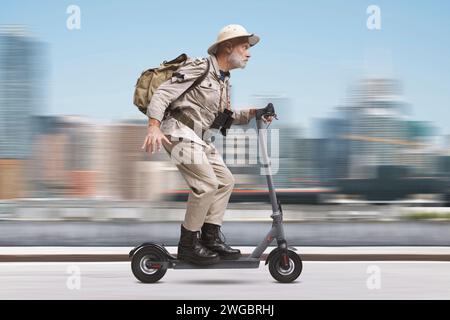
left=262, top=112, right=278, bottom=120
left=256, top=103, right=278, bottom=121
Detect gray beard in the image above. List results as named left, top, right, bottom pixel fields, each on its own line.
left=228, top=51, right=247, bottom=69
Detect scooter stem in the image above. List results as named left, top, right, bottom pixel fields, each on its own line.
left=256, top=118, right=281, bottom=217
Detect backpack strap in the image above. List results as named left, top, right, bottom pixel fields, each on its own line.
left=184, top=58, right=211, bottom=96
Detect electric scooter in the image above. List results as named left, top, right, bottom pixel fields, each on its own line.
left=129, top=103, right=303, bottom=283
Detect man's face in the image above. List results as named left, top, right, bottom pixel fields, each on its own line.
left=227, top=39, right=251, bottom=69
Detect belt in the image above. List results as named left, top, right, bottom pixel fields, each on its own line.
left=167, top=108, right=209, bottom=141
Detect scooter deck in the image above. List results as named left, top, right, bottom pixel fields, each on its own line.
left=172, top=257, right=261, bottom=269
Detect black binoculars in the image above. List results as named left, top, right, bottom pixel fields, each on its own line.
left=210, top=103, right=277, bottom=136
left=210, top=109, right=234, bottom=136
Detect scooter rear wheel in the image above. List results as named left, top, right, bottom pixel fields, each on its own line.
left=268, top=250, right=302, bottom=283
left=131, top=247, right=168, bottom=283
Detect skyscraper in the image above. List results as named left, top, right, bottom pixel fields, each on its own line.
left=0, top=25, right=46, bottom=158
left=344, top=79, right=411, bottom=178
left=319, top=78, right=439, bottom=180
left=0, top=26, right=47, bottom=198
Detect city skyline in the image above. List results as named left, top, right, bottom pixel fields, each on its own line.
left=1, top=26, right=449, bottom=200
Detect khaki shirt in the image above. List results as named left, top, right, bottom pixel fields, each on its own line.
left=147, top=55, right=253, bottom=146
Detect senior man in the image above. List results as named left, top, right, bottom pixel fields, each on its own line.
left=142, top=24, right=273, bottom=265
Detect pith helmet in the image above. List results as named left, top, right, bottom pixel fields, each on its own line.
left=207, top=24, right=260, bottom=55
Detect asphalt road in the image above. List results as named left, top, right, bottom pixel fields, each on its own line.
left=1, top=261, right=449, bottom=299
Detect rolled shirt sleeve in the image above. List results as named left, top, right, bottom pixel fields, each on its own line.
left=232, top=109, right=253, bottom=125
left=146, top=58, right=208, bottom=122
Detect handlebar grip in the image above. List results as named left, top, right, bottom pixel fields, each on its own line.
left=256, top=103, right=277, bottom=120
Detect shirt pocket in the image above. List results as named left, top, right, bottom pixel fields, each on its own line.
left=195, top=79, right=221, bottom=113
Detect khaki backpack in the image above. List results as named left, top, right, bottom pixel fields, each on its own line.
left=133, top=53, right=210, bottom=116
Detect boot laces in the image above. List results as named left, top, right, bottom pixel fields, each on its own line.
left=217, top=229, right=226, bottom=244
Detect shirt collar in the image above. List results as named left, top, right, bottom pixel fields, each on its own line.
left=209, top=54, right=230, bottom=81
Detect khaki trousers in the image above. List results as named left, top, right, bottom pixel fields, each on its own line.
left=162, top=137, right=235, bottom=231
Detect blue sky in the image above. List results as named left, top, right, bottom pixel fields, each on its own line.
left=1, top=0, right=450, bottom=135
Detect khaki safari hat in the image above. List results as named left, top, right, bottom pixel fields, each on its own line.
left=208, top=24, right=260, bottom=55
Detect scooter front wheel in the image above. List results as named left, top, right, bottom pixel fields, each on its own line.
left=131, top=247, right=168, bottom=283
left=268, top=250, right=302, bottom=283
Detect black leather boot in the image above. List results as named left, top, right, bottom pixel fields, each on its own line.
left=201, top=223, right=241, bottom=260
left=177, top=225, right=220, bottom=265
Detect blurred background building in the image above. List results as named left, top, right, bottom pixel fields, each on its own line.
left=30, top=115, right=98, bottom=198
left=29, top=117, right=183, bottom=201
left=0, top=26, right=47, bottom=199
left=343, top=79, right=436, bottom=178
left=317, top=78, right=446, bottom=201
